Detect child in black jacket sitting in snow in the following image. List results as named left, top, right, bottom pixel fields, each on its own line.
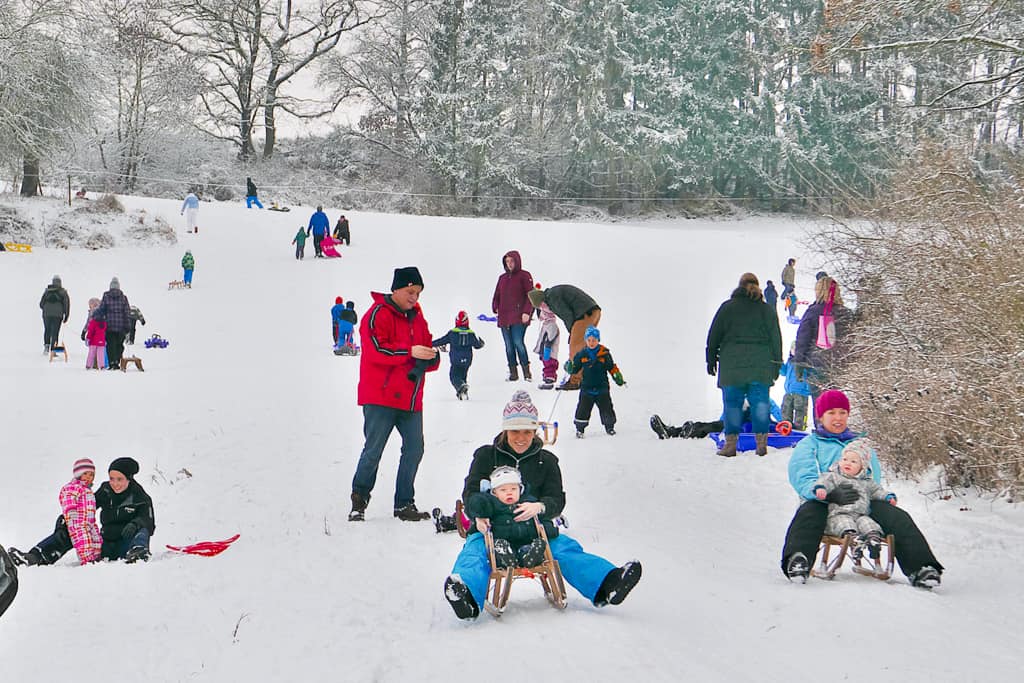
left=431, top=310, right=484, bottom=400
left=465, top=466, right=556, bottom=568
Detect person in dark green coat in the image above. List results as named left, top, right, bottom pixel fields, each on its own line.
left=181, top=250, right=195, bottom=287
left=705, top=272, right=783, bottom=456
left=527, top=284, right=601, bottom=390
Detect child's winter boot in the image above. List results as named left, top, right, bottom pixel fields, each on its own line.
left=7, top=547, right=41, bottom=567
left=755, top=433, right=769, bottom=456
left=716, top=434, right=739, bottom=457
left=492, top=539, right=516, bottom=569
left=516, top=538, right=547, bottom=568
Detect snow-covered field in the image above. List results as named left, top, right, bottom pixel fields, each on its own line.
left=1, top=196, right=1020, bottom=681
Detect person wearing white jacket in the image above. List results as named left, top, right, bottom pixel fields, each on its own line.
left=180, top=191, right=200, bottom=233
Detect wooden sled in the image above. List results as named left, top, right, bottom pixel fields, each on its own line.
left=539, top=421, right=559, bottom=445
left=455, top=499, right=469, bottom=539
left=812, top=533, right=895, bottom=581
left=119, top=355, right=145, bottom=372
left=168, top=280, right=187, bottom=290
left=49, top=343, right=68, bottom=363
left=483, top=519, right=567, bottom=617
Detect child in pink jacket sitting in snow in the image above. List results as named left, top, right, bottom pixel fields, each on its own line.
left=7, top=459, right=103, bottom=566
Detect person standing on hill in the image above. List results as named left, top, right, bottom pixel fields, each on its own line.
left=764, top=280, right=778, bottom=309
left=181, top=250, right=195, bottom=287
left=527, top=284, right=601, bottom=391
left=491, top=250, right=534, bottom=382
left=349, top=267, right=440, bottom=523
left=781, top=258, right=796, bottom=299
left=705, top=272, right=783, bottom=457
left=180, top=191, right=200, bottom=233
left=93, top=277, right=132, bottom=370
left=245, top=177, right=263, bottom=209
left=334, top=214, right=351, bottom=245
left=308, top=206, right=330, bottom=258
left=39, top=275, right=70, bottom=353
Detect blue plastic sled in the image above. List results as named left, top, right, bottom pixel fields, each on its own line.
left=476, top=314, right=497, bottom=322
left=786, top=315, right=802, bottom=324
left=708, top=430, right=807, bottom=452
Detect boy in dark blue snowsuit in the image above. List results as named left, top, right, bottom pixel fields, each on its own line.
left=566, top=327, right=625, bottom=437
left=432, top=311, right=485, bottom=399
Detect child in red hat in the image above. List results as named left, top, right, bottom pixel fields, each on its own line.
left=432, top=311, right=485, bottom=399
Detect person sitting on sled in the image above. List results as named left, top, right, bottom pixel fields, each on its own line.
left=781, top=390, right=943, bottom=588
left=431, top=310, right=485, bottom=399
left=444, top=390, right=641, bottom=620
left=7, top=459, right=103, bottom=567
left=465, top=466, right=554, bottom=568
left=813, top=440, right=897, bottom=562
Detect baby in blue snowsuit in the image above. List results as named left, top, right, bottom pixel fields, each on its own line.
left=431, top=310, right=485, bottom=399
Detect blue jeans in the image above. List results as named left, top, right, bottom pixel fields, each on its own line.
left=451, top=533, right=616, bottom=609
left=722, top=382, right=771, bottom=434
left=102, top=528, right=151, bottom=561
left=500, top=324, right=529, bottom=368
left=352, top=405, right=424, bottom=508
left=183, top=268, right=193, bottom=284
left=245, top=196, right=264, bottom=209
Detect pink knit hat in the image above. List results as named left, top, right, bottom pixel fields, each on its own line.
left=73, top=458, right=96, bottom=479
left=815, top=389, right=851, bottom=418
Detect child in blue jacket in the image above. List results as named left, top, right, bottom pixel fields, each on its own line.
left=565, top=327, right=625, bottom=437
left=432, top=311, right=485, bottom=399
left=779, top=342, right=811, bottom=429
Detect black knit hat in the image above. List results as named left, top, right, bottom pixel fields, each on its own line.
left=108, top=457, right=140, bottom=479
left=391, top=266, right=424, bottom=291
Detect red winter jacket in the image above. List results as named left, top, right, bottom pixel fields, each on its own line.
left=357, top=292, right=440, bottom=412
left=491, top=250, right=534, bottom=328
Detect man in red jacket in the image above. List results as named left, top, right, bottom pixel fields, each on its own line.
left=350, top=266, right=440, bottom=522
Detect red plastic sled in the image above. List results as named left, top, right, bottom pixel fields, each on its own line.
left=166, top=534, right=240, bottom=557
left=321, top=235, right=342, bottom=258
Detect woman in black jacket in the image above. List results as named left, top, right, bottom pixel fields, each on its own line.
left=705, top=273, right=783, bottom=456
left=95, top=457, right=155, bottom=563
left=443, top=391, right=641, bottom=620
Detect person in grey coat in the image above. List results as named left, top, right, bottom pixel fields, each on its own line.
left=39, top=275, right=70, bottom=352
left=813, top=439, right=897, bottom=544
left=93, top=277, right=132, bottom=369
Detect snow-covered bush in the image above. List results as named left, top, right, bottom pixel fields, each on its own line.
left=811, top=146, right=1024, bottom=499
left=0, top=204, right=37, bottom=245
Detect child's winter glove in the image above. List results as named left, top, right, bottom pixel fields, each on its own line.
left=120, top=521, right=139, bottom=540
left=563, top=360, right=574, bottom=374
left=81, top=330, right=86, bottom=341
left=824, top=483, right=858, bottom=505
left=611, top=370, right=625, bottom=386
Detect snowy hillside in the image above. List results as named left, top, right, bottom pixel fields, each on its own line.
left=1, top=196, right=1020, bottom=682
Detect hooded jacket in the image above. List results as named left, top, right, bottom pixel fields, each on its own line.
left=181, top=252, right=195, bottom=270
left=706, top=287, right=783, bottom=388
left=538, top=285, right=599, bottom=329
left=432, top=326, right=485, bottom=366
left=465, top=491, right=559, bottom=543
left=40, top=282, right=70, bottom=322
left=814, top=463, right=895, bottom=529
left=491, top=250, right=535, bottom=327
left=788, top=430, right=883, bottom=501
left=461, top=436, right=566, bottom=521
left=792, top=301, right=855, bottom=376
left=308, top=210, right=330, bottom=236
left=566, top=343, right=620, bottom=394
left=357, top=292, right=439, bottom=412
left=59, top=478, right=102, bottom=565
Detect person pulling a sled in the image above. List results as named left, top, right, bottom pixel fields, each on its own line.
left=444, top=390, right=642, bottom=620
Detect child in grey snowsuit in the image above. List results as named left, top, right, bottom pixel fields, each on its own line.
left=813, top=440, right=897, bottom=556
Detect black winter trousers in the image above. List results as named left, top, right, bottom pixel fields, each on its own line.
left=42, top=315, right=63, bottom=347
left=449, top=362, right=470, bottom=390
left=781, top=500, right=944, bottom=578
left=106, top=330, right=126, bottom=367
left=313, top=234, right=324, bottom=257
left=574, top=391, right=616, bottom=431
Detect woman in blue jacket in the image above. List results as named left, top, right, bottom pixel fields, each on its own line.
left=781, top=390, right=943, bottom=588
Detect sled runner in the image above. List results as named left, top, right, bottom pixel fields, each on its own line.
left=483, top=520, right=566, bottom=617
left=812, top=533, right=895, bottom=581
left=49, top=342, right=68, bottom=363
left=166, top=534, right=240, bottom=557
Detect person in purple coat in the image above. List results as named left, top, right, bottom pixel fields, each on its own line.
left=491, top=250, right=535, bottom=382
left=93, top=277, right=132, bottom=370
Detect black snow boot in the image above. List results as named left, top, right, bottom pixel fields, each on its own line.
left=649, top=415, right=670, bottom=439
left=516, top=538, right=546, bottom=568
left=785, top=552, right=810, bottom=583
left=492, top=538, right=516, bottom=569
left=432, top=507, right=458, bottom=533
left=444, top=575, right=480, bottom=620
left=7, top=547, right=42, bottom=567
left=594, top=560, right=642, bottom=607
left=393, top=503, right=431, bottom=521
left=909, top=566, right=941, bottom=589
left=125, top=546, right=151, bottom=564
left=349, top=492, right=369, bottom=522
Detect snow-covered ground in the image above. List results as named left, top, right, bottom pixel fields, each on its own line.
left=1, top=196, right=1020, bottom=681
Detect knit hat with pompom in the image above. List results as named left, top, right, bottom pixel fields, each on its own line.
left=501, top=390, right=539, bottom=430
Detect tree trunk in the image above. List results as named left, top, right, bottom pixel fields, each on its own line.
left=20, top=158, right=40, bottom=197
left=263, top=84, right=277, bottom=160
